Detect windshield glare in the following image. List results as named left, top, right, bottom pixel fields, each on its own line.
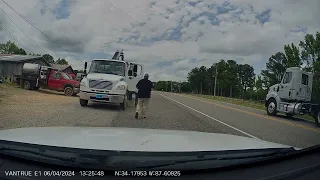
left=89, top=60, right=125, bottom=76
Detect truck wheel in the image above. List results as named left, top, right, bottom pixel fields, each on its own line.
left=23, top=81, right=31, bottom=90
left=286, top=113, right=294, bottom=119
left=120, top=95, right=127, bottom=111
left=80, top=99, right=88, bottom=106
left=315, top=111, right=320, bottom=127
left=266, top=99, right=277, bottom=116
left=64, top=87, right=74, bottom=96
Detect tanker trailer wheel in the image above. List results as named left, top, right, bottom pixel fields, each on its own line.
left=64, top=86, right=74, bottom=96
left=23, top=81, right=31, bottom=90
left=267, top=99, right=277, bottom=116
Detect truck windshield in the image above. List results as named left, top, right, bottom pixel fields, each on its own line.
left=61, top=72, right=71, bottom=80
left=89, top=60, right=125, bottom=76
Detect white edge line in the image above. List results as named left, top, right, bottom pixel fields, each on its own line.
left=158, top=93, right=260, bottom=140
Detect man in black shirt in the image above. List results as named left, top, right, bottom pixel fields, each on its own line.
left=135, top=74, right=153, bottom=119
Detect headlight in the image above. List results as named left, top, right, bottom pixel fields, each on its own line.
left=116, top=85, right=126, bottom=90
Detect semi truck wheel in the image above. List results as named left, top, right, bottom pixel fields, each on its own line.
left=266, top=99, right=277, bottom=116
left=80, top=99, right=88, bottom=106
left=315, top=111, right=320, bottom=127
left=64, top=86, right=74, bottom=96
left=23, top=81, right=31, bottom=90
left=286, top=113, right=294, bottom=119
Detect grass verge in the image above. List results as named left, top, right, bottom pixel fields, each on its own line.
left=185, top=93, right=315, bottom=123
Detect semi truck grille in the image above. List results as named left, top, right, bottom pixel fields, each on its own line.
left=89, top=80, right=113, bottom=90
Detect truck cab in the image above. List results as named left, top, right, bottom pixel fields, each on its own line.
left=79, top=50, right=144, bottom=110
left=46, top=70, right=80, bottom=96
left=265, top=67, right=319, bottom=127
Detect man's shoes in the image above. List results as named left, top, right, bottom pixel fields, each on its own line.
left=135, top=112, right=138, bottom=119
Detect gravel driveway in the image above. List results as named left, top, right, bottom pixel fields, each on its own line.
left=0, top=84, right=124, bottom=130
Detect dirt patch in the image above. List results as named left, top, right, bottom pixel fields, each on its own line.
left=0, top=83, right=75, bottom=105
left=0, top=83, right=119, bottom=130
left=0, top=83, right=78, bottom=129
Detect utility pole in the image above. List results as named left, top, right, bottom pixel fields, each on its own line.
left=214, top=63, right=218, bottom=96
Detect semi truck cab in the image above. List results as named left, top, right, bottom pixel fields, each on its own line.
left=265, top=67, right=320, bottom=127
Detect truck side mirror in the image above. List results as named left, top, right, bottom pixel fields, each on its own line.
left=84, top=62, right=88, bottom=74
left=277, top=86, right=280, bottom=92
left=128, top=70, right=133, bottom=76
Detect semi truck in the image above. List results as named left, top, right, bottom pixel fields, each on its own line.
left=79, top=50, right=144, bottom=110
left=265, top=67, right=320, bottom=127
left=15, top=63, right=80, bottom=96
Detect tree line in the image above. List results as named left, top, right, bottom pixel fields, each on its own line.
left=0, top=40, right=69, bottom=65
left=155, top=31, right=320, bottom=103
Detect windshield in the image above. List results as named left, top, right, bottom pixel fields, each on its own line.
left=0, top=0, right=320, bottom=173
left=61, top=72, right=71, bottom=80
left=89, top=60, right=125, bottom=76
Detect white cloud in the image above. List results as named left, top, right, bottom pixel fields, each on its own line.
left=1, top=0, right=319, bottom=81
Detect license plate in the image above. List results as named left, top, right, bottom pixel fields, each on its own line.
left=96, top=94, right=104, bottom=99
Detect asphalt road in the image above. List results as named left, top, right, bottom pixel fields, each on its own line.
left=1, top=85, right=319, bottom=148
left=113, top=91, right=320, bottom=148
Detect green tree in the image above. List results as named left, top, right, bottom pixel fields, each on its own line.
left=180, top=82, right=192, bottom=93
left=299, top=32, right=320, bottom=103
left=225, top=60, right=239, bottom=97
left=299, top=32, right=320, bottom=71
left=284, top=43, right=302, bottom=67
left=0, top=41, right=27, bottom=55
left=42, top=54, right=55, bottom=63
left=56, top=58, right=69, bottom=65
left=261, top=52, right=287, bottom=87
left=188, top=67, right=201, bottom=93
left=238, top=64, right=255, bottom=98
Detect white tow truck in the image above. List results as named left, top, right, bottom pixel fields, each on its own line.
left=265, top=67, right=320, bottom=127
left=79, top=50, right=144, bottom=110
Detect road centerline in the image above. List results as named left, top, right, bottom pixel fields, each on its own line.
left=158, top=93, right=260, bottom=140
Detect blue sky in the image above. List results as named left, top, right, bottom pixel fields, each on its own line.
left=0, top=0, right=319, bottom=81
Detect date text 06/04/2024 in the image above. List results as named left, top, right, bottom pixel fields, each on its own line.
left=114, top=170, right=181, bottom=177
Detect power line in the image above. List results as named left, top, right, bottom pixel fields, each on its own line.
left=26, top=0, right=81, bottom=59
left=0, top=7, right=53, bottom=62
left=1, top=0, right=79, bottom=60
left=0, top=6, right=48, bottom=55
left=39, top=0, right=81, bottom=35
left=0, top=22, right=34, bottom=53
